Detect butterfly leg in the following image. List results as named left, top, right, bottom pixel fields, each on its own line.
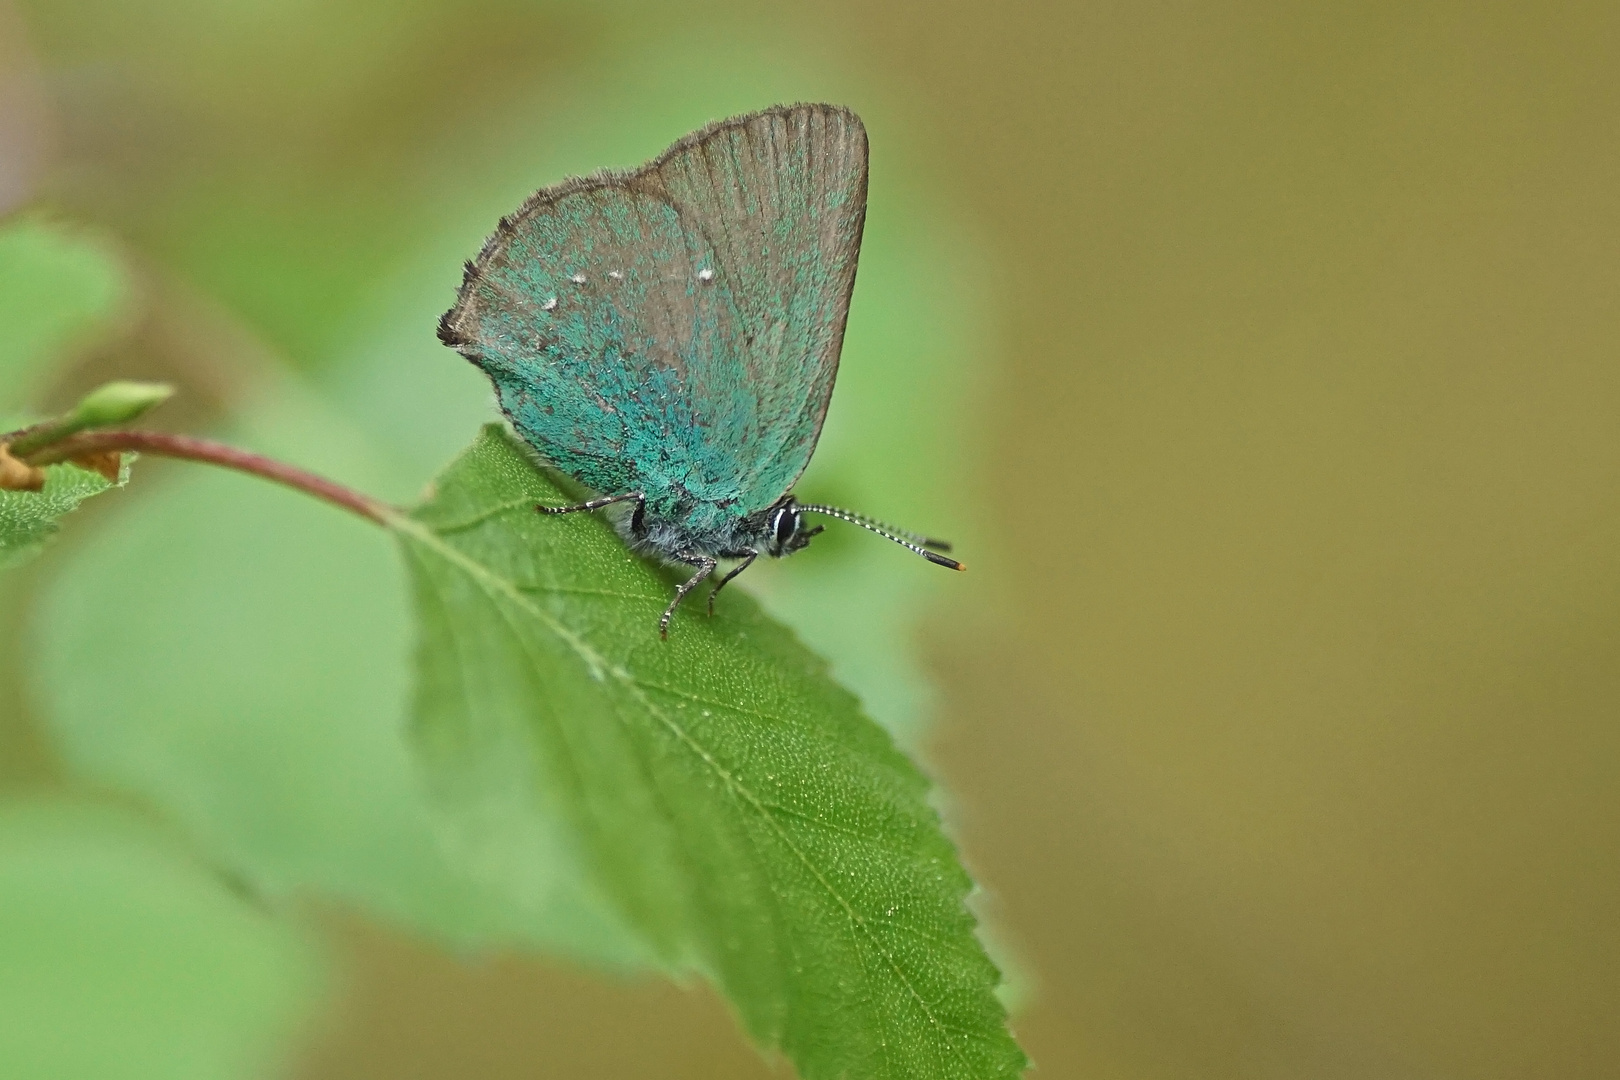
left=536, top=491, right=644, bottom=516
left=660, top=553, right=719, bottom=639
left=707, top=549, right=758, bottom=615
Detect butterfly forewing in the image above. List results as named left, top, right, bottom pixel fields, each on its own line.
left=646, top=106, right=868, bottom=511
left=441, top=104, right=868, bottom=524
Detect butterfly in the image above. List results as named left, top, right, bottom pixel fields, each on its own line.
left=438, top=103, right=962, bottom=637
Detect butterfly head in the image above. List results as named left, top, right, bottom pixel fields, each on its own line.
left=761, top=495, right=967, bottom=571
left=764, top=496, right=823, bottom=558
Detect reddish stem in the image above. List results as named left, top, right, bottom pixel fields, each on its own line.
left=25, top=429, right=392, bottom=526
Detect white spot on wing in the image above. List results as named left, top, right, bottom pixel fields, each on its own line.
left=697, top=268, right=715, bottom=282
left=607, top=270, right=623, bottom=280
left=541, top=297, right=558, bottom=311
left=570, top=273, right=587, bottom=284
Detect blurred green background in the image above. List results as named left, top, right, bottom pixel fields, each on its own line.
left=3, top=1, right=1618, bottom=1078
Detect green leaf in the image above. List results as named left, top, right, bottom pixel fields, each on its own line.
left=35, top=380, right=651, bottom=963
left=0, top=459, right=128, bottom=571
left=0, top=797, right=324, bottom=1080
left=395, top=426, right=1026, bottom=1080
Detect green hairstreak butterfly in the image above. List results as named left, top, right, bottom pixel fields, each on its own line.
left=439, top=103, right=963, bottom=637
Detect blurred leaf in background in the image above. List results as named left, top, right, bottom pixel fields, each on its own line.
left=35, top=372, right=655, bottom=966
left=0, top=216, right=132, bottom=426
left=0, top=218, right=329, bottom=1080
left=0, top=798, right=324, bottom=1080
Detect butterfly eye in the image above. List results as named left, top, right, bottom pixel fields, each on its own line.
left=772, top=506, right=800, bottom=549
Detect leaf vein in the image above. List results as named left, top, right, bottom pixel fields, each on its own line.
left=394, top=511, right=972, bottom=1072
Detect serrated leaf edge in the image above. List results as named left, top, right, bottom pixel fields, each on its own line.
left=387, top=508, right=985, bottom=1073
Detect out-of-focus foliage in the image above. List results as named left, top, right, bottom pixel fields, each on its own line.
left=0, top=218, right=131, bottom=424
left=0, top=217, right=324, bottom=1078
left=0, top=798, right=323, bottom=1080
left=37, top=376, right=654, bottom=965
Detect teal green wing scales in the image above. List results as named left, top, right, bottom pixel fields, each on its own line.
left=438, top=104, right=868, bottom=531
left=648, top=105, right=868, bottom=512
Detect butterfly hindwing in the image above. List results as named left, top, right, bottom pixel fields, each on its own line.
left=440, top=104, right=868, bottom=527
left=443, top=184, right=714, bottom=501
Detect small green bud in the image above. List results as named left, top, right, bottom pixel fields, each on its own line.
left=6, top=380, right=176, bottom=457
left=69, top=381, right=175, bottom=428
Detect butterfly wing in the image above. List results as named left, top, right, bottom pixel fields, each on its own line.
left=647, top=105, right=868, bottom=513
left=439, top=104, right=868, bottom=525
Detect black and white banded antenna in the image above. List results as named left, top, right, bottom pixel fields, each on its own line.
left=796, top=504, right=966, bottom=571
